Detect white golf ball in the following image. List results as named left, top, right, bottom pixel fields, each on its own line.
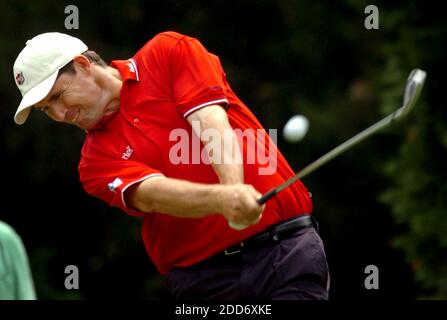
left=282, top=115, right=309, bottom=142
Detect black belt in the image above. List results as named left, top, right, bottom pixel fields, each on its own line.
left=223, top=215, right=316, bottom=256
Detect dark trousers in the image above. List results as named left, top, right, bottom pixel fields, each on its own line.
left=167, top=225, right=330, bottom=300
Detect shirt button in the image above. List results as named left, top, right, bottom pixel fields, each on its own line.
left=272, top=234, right=279, bottom=242
left=133, top=118, right=139, bottom=123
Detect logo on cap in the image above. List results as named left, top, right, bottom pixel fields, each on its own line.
left=16, top=72, right=25, bottom=85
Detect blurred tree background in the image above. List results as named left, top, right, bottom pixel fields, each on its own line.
left=0, top=0, right=445, bottom=299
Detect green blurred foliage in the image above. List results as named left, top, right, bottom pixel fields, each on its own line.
left=0, top=0, right=445, bottom=299
left=377, top=2, right=447, bottom=298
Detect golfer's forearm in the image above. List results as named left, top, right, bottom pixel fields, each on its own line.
left=209, top=132, right=244, bottom=185
left=127, top=177, right=223, bottom=217
left=212, top=163, right=243, bottom=185
left=187, top=104, right=244, bottom=185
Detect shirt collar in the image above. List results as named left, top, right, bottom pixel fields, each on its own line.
left=88, top=59, right=138, bottom=132
left=110, top=59, right=140, bottom=82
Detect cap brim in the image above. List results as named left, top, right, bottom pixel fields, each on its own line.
left=14, top=70, right=59, bottom=125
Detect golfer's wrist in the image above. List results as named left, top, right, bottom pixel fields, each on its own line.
left=212, top=184, right=229, bottom=214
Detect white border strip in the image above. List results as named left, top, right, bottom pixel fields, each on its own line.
left=183, top=99, right=229, bottom=118
left=121, top=173, right=165, bottom=209
left=129, top=58, right=140, bottom=81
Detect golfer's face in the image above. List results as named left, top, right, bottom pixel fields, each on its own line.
left=34, top=63, right=119, bottom=131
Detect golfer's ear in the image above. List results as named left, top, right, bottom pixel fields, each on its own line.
left=73, top=55, right=91, bottom=71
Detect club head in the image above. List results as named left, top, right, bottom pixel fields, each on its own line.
left=401, top=69, right=427, bottom=115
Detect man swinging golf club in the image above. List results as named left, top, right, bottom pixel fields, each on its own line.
left=13, top=31, right=333, bottom=299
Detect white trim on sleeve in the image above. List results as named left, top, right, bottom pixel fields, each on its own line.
left=183, top=99, right=229, bottom=118
left=121, top=173, right=165, bottom=209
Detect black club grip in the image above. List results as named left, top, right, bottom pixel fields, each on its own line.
left=257, top=189, right=278, bottom=205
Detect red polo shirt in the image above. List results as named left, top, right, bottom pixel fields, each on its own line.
left=78, top=31, right=312, bottom=274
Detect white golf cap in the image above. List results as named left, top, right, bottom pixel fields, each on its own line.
left=13, top=32, right=88, bottom=125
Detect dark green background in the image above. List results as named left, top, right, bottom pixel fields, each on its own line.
left=1, top=0, right=446, bottom=299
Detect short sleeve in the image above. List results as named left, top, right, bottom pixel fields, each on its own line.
left=169, top=36, right=229, bottom=117
left=78, top=157, right=164, bottom=217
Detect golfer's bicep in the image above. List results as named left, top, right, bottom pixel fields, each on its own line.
left=186, top=104, right=229, bottom=129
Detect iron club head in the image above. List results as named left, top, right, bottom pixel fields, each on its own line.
left=401, top=69, right=427, bottom=116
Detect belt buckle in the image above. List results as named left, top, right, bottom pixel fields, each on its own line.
left=224, top=242, right=244, bottom=255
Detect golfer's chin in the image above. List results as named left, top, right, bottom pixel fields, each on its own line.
left=79, top=119, right=100, bottom=131
left=70, top=114, right=98, bottom=131
left=82, top=112, right=118, bottom=131
left=74, top=120, right=91, bottom=132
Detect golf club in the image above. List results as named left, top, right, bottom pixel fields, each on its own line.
left=257, top=68, right=427, bottom=205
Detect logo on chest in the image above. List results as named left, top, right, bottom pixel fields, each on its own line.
left=122, top=145, right=134, bottom=160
